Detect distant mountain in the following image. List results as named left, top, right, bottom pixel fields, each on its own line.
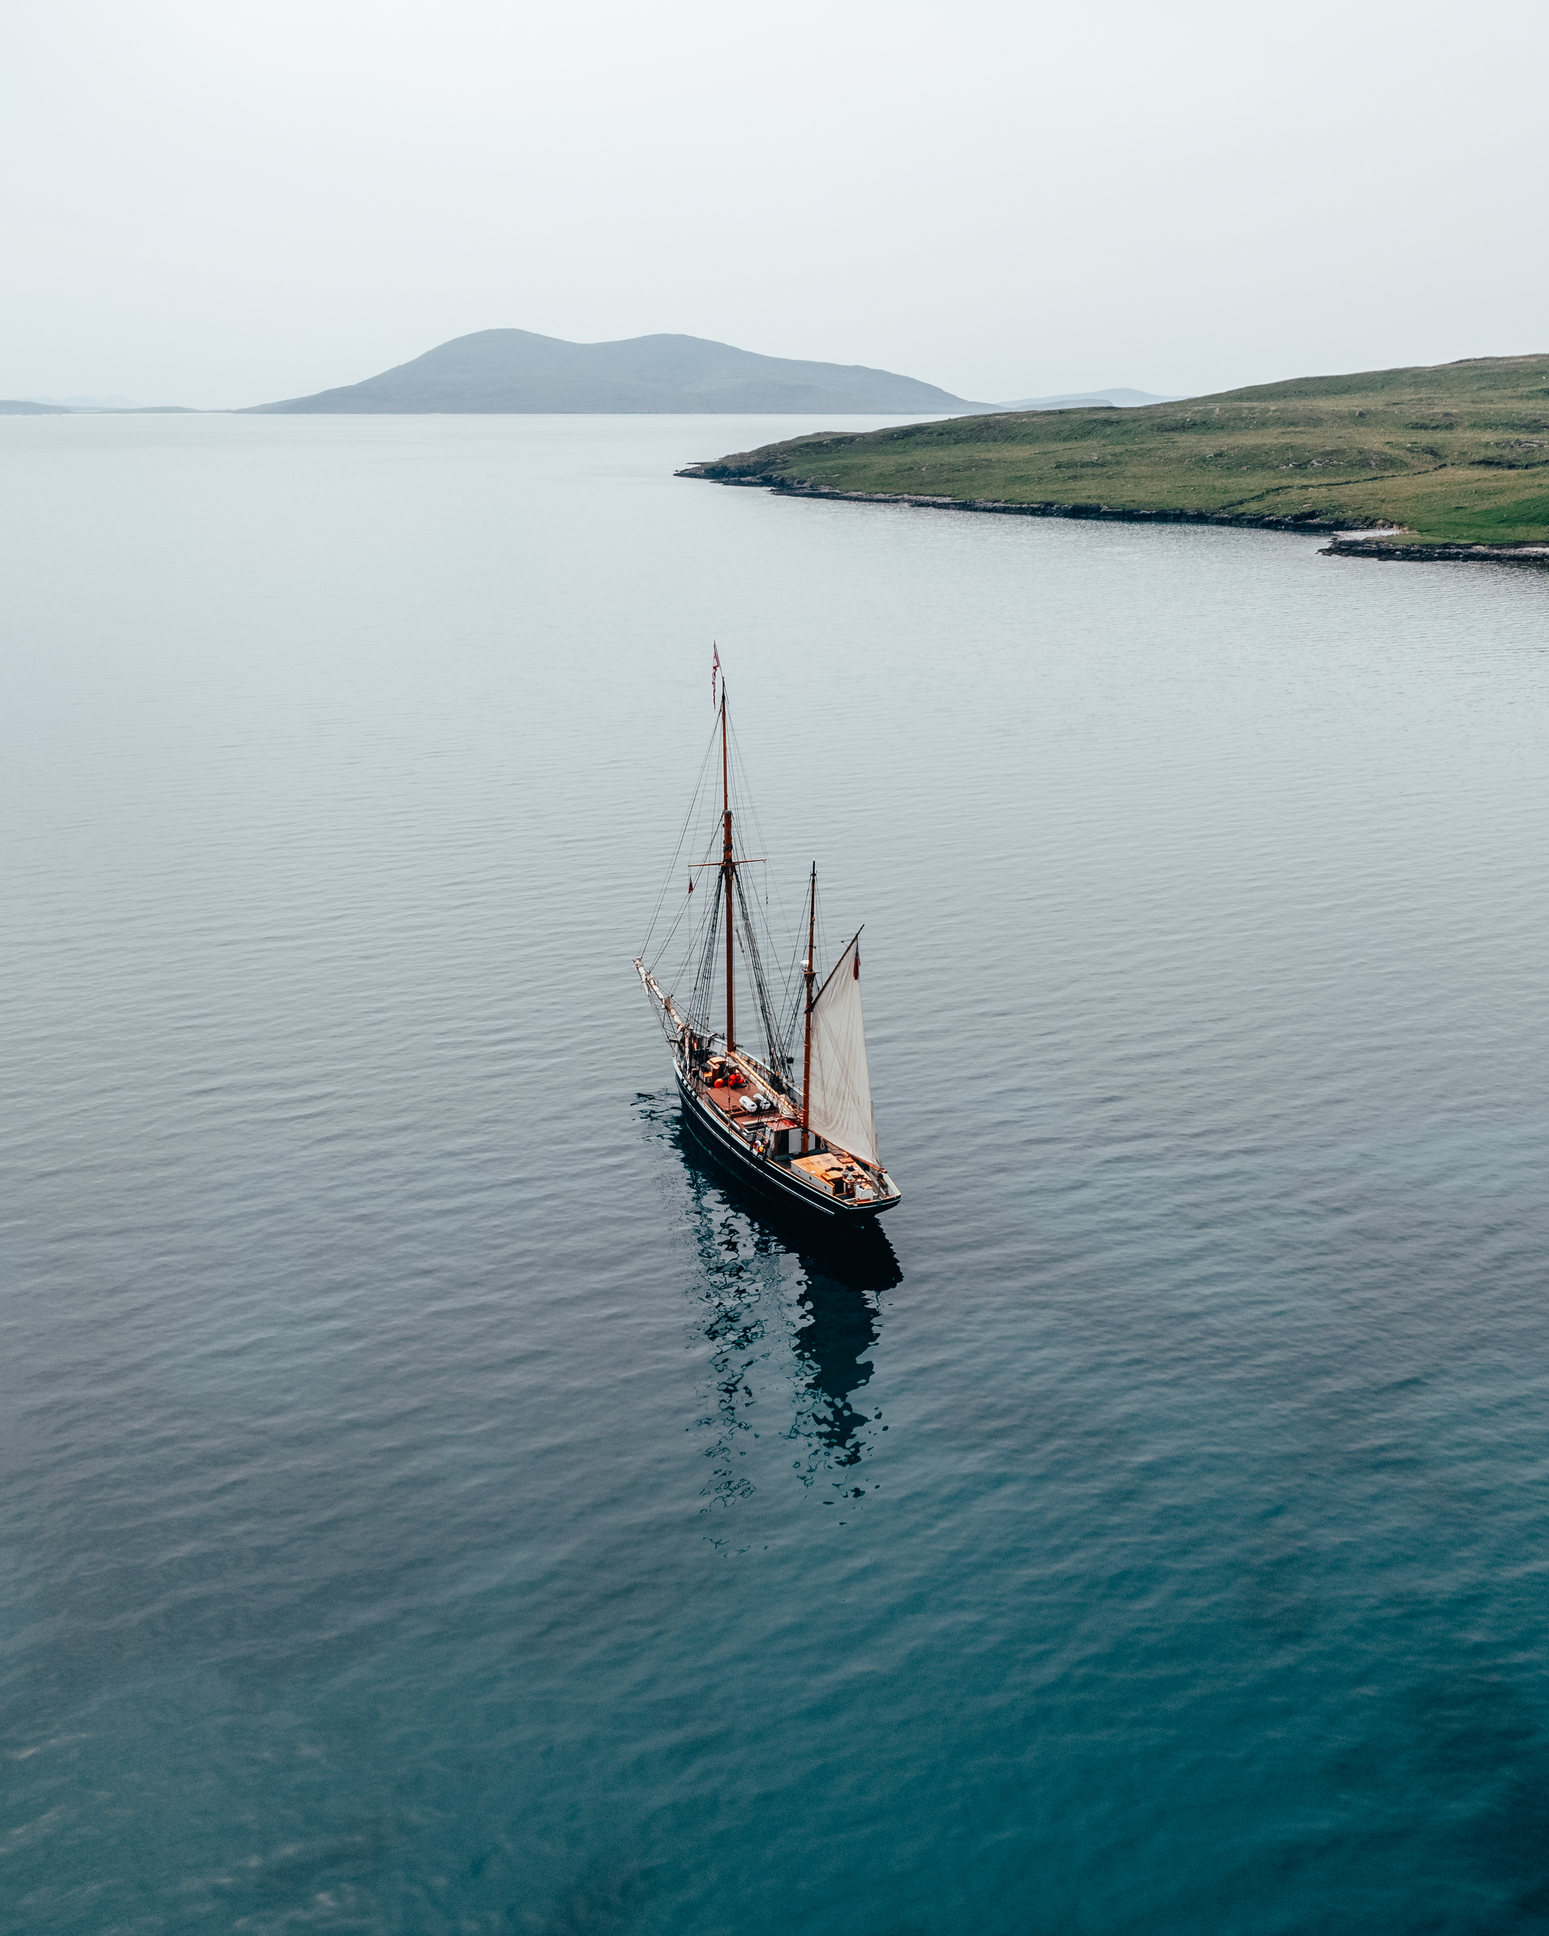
left=1000, top=387, right=1178, bottom=411
left=245, top=329, right=985, bottom=415
left=0, top=399, right=75, bottom=414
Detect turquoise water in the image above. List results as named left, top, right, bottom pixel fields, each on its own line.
left=3, top=414, right=1549, bottom=1934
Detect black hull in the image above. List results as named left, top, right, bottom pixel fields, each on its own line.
left=675, top=1070, right=899, bottom=1223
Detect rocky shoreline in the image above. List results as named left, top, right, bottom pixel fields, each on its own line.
left=676, top=466, right=1549, bottom=568
left=1319, top=535, right=1549, bottom=567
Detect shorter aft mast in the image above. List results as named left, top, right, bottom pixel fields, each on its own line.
left=635, top=675, right=899, bottom=1220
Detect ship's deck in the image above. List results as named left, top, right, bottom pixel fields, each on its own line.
left=793, top=1150, right=885, bottom=1204
left=680, top=1070, right=899, bottom=1215
left=700, top=1080, right=785, bottom=1121
left=686, top=1063, right=895, bottom=1209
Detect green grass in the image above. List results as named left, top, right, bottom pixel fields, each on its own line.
left=690, top=355, right=1549, bottom=546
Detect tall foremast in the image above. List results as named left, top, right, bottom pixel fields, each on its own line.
left=801, top=863, right=816, bottom=1154
left=721, top=688, right=735, bottom=1055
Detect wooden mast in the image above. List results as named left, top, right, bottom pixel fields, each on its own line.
left=800, top=863, right=816, bottom=1153
left=721, top=688, right=734, bottom=1054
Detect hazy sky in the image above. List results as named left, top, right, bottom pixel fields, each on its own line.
left=5, top=0, right=1546, bottom=408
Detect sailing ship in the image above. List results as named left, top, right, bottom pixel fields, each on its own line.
left=635, top=679, right=901, bottom=1221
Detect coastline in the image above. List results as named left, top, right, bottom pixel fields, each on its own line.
left=1320, top=535, right=1549, bottom=567
left=677, top=467, right=1549, bottom=568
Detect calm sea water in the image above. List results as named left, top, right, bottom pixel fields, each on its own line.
left=3, top=413, right=1549, bottom=1936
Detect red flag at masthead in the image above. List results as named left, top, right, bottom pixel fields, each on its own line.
left=711, top=642, right=721, bottom=710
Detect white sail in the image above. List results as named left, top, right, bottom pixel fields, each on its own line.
left=805, top=933, right=880, bottom=1167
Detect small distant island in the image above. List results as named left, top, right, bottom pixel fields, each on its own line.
left=1001, top=387, right=1177, bottom=411
left=0, top=399, right=194, bottom=415
left=679, top=356, right=1549, bottom=560
left=245, top=328, right=985, bottom=416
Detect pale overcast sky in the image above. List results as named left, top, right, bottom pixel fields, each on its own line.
left=5, top=0, right=1546, bottom=408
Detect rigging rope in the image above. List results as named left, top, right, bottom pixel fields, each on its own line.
left=688, top=885, right=723, bottom=1038
left=638, top=713, right=722, bottom=964
left=734, top=866, right=791, bottom=1078
left=640, top=679, right=808, bottom=1086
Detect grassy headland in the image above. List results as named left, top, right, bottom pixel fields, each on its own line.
left=682, top=355, right=1549, bottom=550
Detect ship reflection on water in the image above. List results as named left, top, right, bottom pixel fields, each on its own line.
left=790, top=1239, right=898, bottom=1481
left=654, top=1102, right=901, bottom=1508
